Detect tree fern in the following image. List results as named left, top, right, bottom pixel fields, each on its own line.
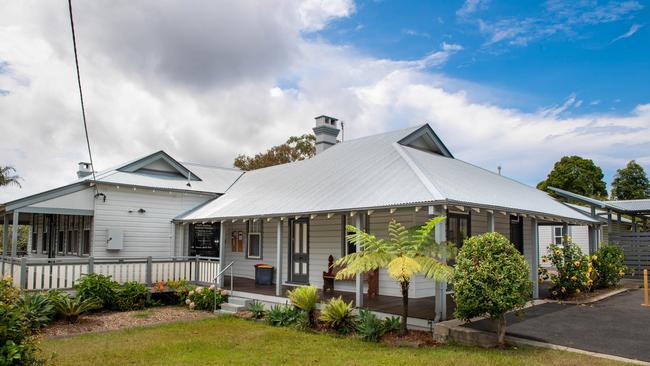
left=334, top=217, right=453, bottom=336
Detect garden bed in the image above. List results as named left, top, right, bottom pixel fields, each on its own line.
left=39, top=306, right=214, bottom=338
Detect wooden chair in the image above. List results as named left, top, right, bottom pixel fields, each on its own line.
left=322, top=254, right=379, bottom=297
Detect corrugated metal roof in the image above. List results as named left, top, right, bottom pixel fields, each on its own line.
left=3, top=152, right=243, bottom=210
left=605, top=199, right=650, bottom=213
left=91, top=162, right=242, bottom=194
left=181, top=125, right=598, bottom=223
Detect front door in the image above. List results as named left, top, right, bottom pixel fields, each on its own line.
left=289, top=218, right=309, bottom=283
left=510, top=215, right=524, bottom=254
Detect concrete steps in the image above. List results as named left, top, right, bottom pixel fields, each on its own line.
left=217, top=296, right=253, bottom=315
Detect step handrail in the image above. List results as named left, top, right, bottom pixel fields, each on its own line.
left=214, top=261, right=234, bottom=313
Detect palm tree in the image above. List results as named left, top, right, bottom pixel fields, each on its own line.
left=335, top=217, right=454, bottom=336
left=0, top=166, right=21, bottom=188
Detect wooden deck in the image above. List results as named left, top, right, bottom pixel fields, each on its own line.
left=223, top=276, right=455, bottom=321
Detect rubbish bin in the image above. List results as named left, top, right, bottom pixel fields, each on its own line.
left=254, top=264, right=274, bottom=285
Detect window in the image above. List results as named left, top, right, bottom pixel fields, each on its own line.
left=447, top=212, right=470, bottom=248
left=31, top=214, right=37, bottom=253
left=82, top=217, right=91, bottom=256
left=42, top=216, right=49, bottom=255
left=554, top=226, right=563, bottom=246
left=247, top=220, right=262, bottom=259
left=57, top=215, right=65, bottom=254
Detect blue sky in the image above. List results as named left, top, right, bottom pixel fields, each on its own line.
left=314, top=0, right=649, bottom=115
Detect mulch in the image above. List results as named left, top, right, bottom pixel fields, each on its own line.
left=39, top=306, right=214, bottom=339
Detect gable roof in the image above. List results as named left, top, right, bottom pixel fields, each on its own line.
left=116, top=150, right=201, bottom=181
left=2, top=151, right=243, bottom=211
left=180, top=124, right=598, bottom=223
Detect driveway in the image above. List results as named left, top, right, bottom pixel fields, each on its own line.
left=465, top=289, right=650, bottom=362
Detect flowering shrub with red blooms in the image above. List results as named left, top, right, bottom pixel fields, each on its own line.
left=185, top=285, right=228, bottom=311
left=538, top=239, right=591, bottom=299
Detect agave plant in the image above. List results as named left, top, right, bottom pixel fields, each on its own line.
left=335, top=217, right=454, bottom=336
left=319, top=297, right=356, bottom=334
left=53, top=296, right=102, bottom=323
left=287, top=286, right=318, bottom=327
left=247, top=301, right=266, bottom=319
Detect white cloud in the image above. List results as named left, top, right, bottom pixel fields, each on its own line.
left=0, top=0, right=649, bottom=204
left=476, top=1, right=643, bottom=47
left=457, top=0, right=489, bottom=17
left=610, top=23, right=643, bottom=43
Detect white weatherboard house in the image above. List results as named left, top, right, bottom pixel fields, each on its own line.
left=1, top=116, right=600, bottom=320
left=0, top=151, right=242, bottom=259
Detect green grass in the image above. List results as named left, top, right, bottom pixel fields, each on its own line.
left=41, top=316, right=628, bottom=366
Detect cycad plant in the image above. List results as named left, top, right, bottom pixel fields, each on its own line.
left=53, top=296, right=102, bottom=323
left=287, top=286, right=318, bottom=327
left=335, top=217, right=454, bottom=336
left=319, top=297, right=356, bottom=334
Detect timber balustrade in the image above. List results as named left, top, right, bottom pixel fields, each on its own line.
left=0, top=255, right=220, bottom=290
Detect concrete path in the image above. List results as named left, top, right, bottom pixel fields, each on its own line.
left=466, top=289, right=650, bottom=362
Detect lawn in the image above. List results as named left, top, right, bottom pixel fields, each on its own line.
left=41, top=316, right=628, bottom=366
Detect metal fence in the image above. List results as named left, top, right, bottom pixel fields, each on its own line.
left=609, top=232, right=650, bottom=276
left=0, top=255, right=220, bottom=290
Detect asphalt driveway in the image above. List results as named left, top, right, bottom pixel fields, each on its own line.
left=465, top=289, right=650, bottom=362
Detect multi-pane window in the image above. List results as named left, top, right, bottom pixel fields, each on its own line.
left=554, top=226, right=563, bottom=245
left=82, top=217, right=91, bottom=256
left=341, top=215, right=357, bottom=256
left=247, top=220, right=262, bottom=259
left=447, top=213, right=470, bottom=249
left=31, top=214, right=38, bottom=253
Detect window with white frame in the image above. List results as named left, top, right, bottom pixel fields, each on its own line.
left=247, top=220, right=262, bottom=259
left=553, top=226, right=563, bottom=245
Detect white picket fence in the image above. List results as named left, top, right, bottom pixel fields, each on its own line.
left=0, top=256, right=220, bottom=290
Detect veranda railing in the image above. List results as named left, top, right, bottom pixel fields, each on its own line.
left=0, top=255, right=220, bottom=291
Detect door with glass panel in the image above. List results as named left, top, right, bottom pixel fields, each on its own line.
left=289, top=218, right=309, bottom=283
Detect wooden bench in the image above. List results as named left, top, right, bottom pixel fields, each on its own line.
left=322, top=254, right=379, bottom=297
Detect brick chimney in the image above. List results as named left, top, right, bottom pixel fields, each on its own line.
left=312, top=115, right=340, bottom=154
left=77, top=162, right=93, bottom=178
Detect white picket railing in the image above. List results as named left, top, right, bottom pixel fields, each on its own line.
left=0, top=256, right=220, bottom=290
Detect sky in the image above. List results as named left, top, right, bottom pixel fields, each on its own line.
left=0, top=0, right=648, bottom=203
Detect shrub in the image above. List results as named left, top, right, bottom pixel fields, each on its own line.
left=287, top=286, right=318, bottom=327
left=185, top=285, right=227, bottom=311
left=73, top=273, right=119, bottom=309
left=0, top=302, right=43, bottom=365
left=356, top=309, right=386, bottom=342
left=453, top=232, right=532, bottom=346
left=1, top=275, right=20, bottom=305
left=539, top=240, right=591, bottom=299
left=247, top=301, right=266, bottom=319
left=53, top=296, right=102, bottom=323
left=382, top=316, right=401, bottom=333
left=266, top=305, right=304, bottom=327
left=115, top=282, right=148, bottom=311
left=319, top=297, right=356, bottom=334
left=16, top=293, right=55, bottom=331
left=169, top=280, right=194, bottom=303
left=592, top=245, right=628, bottom=288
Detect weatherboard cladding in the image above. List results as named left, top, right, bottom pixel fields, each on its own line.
left=181, top=125, right=597, bottom=223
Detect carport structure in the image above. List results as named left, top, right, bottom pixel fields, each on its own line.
left=549, top=187, right=650, bottom=275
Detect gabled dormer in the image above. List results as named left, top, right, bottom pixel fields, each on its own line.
left=398, top=124, right=454, bottom=158
left=117, top=151, right=201, bottom=181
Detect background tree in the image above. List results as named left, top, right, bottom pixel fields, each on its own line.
left=233, top=134, right=315, bottom=171
left=537, top=156, right=607, bottom=200
left=453, top=232, right=532, bottom=347
left=610, top=160, right=650, bottom=200
left=0, top=166, right=21, bottom=187
left=335, top=217, right=454, bottom=336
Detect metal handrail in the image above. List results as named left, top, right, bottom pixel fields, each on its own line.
left=214, top=261, right=235, bottom=313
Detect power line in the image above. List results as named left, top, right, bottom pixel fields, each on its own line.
left=67, top=0, right=97, bottom=185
